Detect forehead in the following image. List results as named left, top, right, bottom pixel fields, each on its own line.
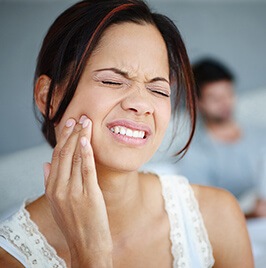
left=202, top=80, right=234, bottom=96
left=87, top=22, right=169, bottom=79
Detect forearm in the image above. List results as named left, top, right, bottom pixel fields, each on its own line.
left=70, top=248, right=113, bottom=268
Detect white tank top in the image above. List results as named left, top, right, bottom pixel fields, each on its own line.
left=0, top=175, right=215, bottom=267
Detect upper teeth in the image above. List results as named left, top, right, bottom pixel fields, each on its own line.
left=110, top=126, right=145, bottom=138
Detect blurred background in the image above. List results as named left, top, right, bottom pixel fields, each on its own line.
left=0, top=1, right=266, bottom=267
left=0, top=0, right=266, bottom=155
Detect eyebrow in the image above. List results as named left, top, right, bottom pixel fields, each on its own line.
left=94, top=67, right=170, bottom=84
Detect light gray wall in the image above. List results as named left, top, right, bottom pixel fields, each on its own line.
left=1, top=1, right=266, bottom=155
left=0, top=2, right=75, bottom=155
left=152, top=1, right=266, bottom=93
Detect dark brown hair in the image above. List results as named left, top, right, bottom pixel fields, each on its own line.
left=193, top=58, right=235, bottom=99
left=34, top=0, right=196, bottom=157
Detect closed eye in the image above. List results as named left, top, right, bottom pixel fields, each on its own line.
left=102, top=80, right=123, bottom=86
left=149, top=89, right=170, bottom=97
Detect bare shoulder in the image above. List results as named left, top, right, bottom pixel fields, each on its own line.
left=191, top=184, right=254, bottom=268
left=191, top=184, right=242, bottom=223
left=0, top=247, right=24, bottom=268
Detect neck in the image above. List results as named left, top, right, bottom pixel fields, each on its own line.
left=95, top=165, right=145, bottom=236
left=204, top=119, right=241, bottom=142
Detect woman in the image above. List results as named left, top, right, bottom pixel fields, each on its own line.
left=0, top=0, right=253, bottom=267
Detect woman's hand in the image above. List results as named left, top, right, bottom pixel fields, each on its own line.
left=43, top=115, right=113, bottom=268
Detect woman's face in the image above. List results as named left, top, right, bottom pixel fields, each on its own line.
left=55, top=22, right=171, bottom=172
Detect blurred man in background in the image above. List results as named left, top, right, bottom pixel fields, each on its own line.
left=178, top=58, right=266, bottom=217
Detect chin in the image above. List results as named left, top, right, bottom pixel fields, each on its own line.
left=95, top=151, right=153, bottom=173
left=96, top=160, right=144, bottom=174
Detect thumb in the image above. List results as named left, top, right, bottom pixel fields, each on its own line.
left=43, top=162, right=51, bottom=186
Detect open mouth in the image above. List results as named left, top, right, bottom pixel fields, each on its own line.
left=110, top=126, right=146, bottom=139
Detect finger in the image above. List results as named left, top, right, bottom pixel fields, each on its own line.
left=70, top=118, right=92, bottom=189
left=52, top=122, right=83, bottom=190
left=80, top=136, right=98, bottom=191
left=79, top=119, right=98, bottom=191
left=54, top=115, right=88, bottom=189
left=47, top=118, right=76, bottom=187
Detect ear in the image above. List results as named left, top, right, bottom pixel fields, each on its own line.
left=34, top=75, right=52, bottom=116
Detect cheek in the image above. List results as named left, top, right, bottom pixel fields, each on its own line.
left=54, top=90, right=116, bottom=140
left=54, top=94, right=95, bottom=139
left=203, top=100, right=217, bottom=112
left=228, top=98, right=235, bottom=107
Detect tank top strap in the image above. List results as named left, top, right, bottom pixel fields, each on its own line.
left=0, top=205, right=66, bottom=268
left=159, top=174, right=215, bottom=268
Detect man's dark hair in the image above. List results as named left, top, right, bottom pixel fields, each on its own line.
left=192, top=58, right=234, bottom=98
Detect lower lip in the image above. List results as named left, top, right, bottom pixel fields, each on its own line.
left=109, top=130, right=148, bottom=146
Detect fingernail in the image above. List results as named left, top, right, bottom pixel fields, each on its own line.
left=82, top=118, right=90, bottom=128
left=80, top=136, right=87, bottom=147
left=79, top=115, right=87, bottom=124
left=65, top=118, right=75, bottom=128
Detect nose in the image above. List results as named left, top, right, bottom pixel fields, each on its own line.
left=121, top=86, right=154, bottom=116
